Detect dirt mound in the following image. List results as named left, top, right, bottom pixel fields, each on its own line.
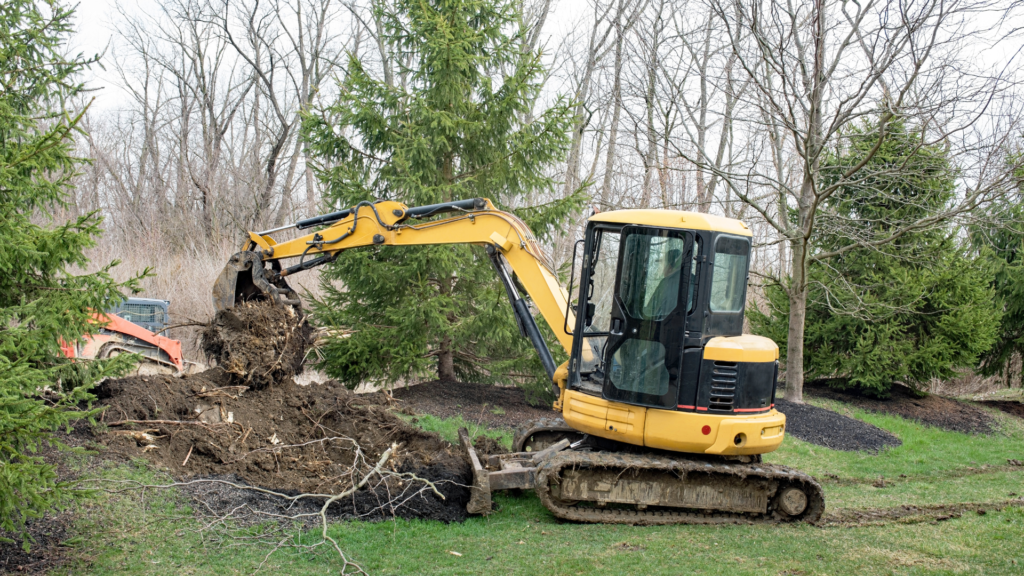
left=775, top=399, right=902, bottom=452
left=95, top=371, right=472, bottom=522
left=392, top=380, right=553, bottom=428
left=201, top=300, right=314, bottom=390
left=804, top=380, right=993, bottom=434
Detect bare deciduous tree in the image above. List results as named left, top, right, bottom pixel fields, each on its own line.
left=683, top=0, right=1024, bottom=402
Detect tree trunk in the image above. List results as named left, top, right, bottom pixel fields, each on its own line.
left=437, top=336, right=456, bottom=381
left=599, top=7, right=625, bottom=208
left=784, top=236, right=807, bottom=403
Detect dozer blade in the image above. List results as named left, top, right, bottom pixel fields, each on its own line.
left=212, top=251, right=301, bottom=313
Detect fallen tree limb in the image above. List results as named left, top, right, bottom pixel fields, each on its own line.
left=105, top=419, right=226, bottom=427
left=79, top=439, right=448, bottom=575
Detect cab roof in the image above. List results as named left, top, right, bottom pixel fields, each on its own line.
left=588, top=209, right=752, bottom=237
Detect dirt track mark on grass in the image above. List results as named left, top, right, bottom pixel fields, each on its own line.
left=823, top=499, right=1024, bottom=527
left=819, top=462, right=1024, bottom=486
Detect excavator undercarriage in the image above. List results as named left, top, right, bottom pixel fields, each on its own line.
left=463, top=419, right=825, bottom=525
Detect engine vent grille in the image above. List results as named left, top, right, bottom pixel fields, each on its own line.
left=709, top=361, right=737, bottom=411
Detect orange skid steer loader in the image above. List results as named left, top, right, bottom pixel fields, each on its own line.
left=61, top=298, right=194, bottom=375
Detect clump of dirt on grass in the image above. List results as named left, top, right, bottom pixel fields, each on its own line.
left=201, top=300, right=314, bottom=390
left=472, top=435, right=509, bottom=458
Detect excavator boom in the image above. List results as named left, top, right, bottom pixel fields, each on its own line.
left=212, top=198, right=573, bottom=373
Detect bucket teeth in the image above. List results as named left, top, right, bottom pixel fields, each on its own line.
left=212, top=251, right=301, bottom=312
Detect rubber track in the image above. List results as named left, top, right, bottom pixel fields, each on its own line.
left=512, top=417, right=575, bottom=452
left=534, top=451, right=826, bottom=525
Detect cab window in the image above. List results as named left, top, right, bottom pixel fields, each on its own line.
left=618, top=233, right=687, bottom=321
left=710, top=235, right=749, bottom=313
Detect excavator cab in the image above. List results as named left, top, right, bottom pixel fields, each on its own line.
left=569, top=222, right=698, bottom=408
left=555, top=211, right=783, bottom=456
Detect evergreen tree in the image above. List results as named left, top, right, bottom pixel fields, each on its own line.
left=304, top=0, right=583, bottom=399
left=749, top=117, right=1001, bottom=397
left=1, top=0, right=142, bottom=544
left=971, top=158, right=1024, bottom=387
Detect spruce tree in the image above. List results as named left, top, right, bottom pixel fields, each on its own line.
left=971, top=160, right=1024, bottom=387
left=304, top=0, right=583, bottom=398
left=749, top=117, right=1001, bottom=397
left=1, top=0, right=142, bottom=544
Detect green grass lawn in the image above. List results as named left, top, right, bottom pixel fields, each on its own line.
left=61, top=399, right=1024, bottom=575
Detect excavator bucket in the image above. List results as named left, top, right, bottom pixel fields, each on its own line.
left=212, top=251, right=300, bottom=313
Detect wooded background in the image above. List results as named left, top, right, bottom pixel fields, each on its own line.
left=65, top=0, right=1024, bottom=397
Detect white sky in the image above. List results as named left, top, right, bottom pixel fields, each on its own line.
left=69, top=0, right=152, bottom=112
left=68, top=0, right=581, bottom=114
left=68, top=0, right=1020, bottom=116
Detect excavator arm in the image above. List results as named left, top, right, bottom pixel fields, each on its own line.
left=212, top=197, right=574, bottom=379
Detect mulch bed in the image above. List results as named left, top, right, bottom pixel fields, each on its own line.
left=0, top=421, right=97, bottom=575
left=775, top=399, right=902, bottom=452
left=391, top=380, right=554, bottom=428
left=0, top=513, right=74, bottom=575
left=395, top=380, right=904, bottom=453
left=804, top=380, right=994, bottom=434
left=980, top=400, right=1024, bottom=420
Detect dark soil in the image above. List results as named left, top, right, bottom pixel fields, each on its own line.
left=0, top=421, right=96, bottom=575
left=0, top=514, right=73, bottom=574
left=981, top=400, right=1024, bottom=420
left=804, top=380, right=994, bottom=434
left=201, top=300, right=314, bottom=390
left=95, top=371, right=473, bottom=522
left=775, top=399, right=902, bottom=452
left=392, top=380, right=554, bottom=428
left=472, top=435, right=510, bottom=458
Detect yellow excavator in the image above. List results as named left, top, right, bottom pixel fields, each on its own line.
left=212, top=197, right=825, bottom=524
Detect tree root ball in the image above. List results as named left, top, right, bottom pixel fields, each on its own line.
left=201, top=300, right=314, bottom=389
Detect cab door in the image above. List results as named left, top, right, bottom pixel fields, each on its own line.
left=602, top=226, right=692, bottom=409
